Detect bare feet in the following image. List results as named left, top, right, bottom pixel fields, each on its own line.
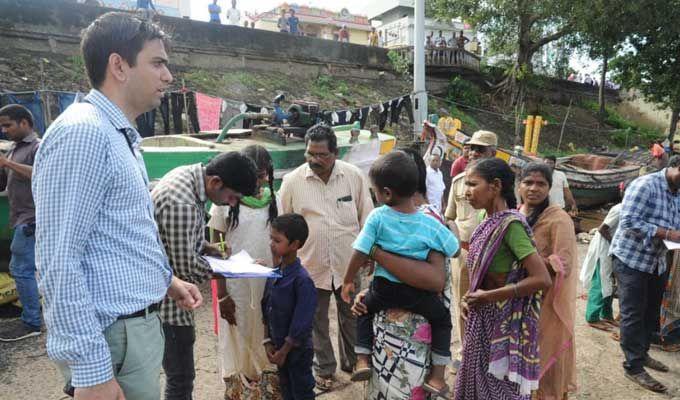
left=424, top=365, right=448, bottom=391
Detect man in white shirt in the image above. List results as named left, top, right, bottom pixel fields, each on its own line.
left=545, top=155, right=578, bottom=215
left=226, top=0, right=240, bottom=26
left=426, top=151, right=446, bottom=212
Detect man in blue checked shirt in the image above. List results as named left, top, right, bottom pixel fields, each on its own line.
left=32, top=12, right=202, bottom=400
left=610, top=155, right=680, bottom=394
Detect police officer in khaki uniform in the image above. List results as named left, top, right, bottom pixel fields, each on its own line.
left=444, top=130, right=497, bottom=362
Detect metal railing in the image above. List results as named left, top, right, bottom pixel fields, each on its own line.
left=391, top=45, right=481, bottom=71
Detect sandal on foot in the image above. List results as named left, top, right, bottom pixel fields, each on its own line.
left=588, top=321, right=613, bottom=332
left=644, top=357, right=669, bottom=372
left=350, top=367, right=372, bottom=382
left=662, top=343, right=680, bottom=352
left=624, top=371, right=667, bottom=393
left=423, top=383, right=449, bottom=399
left=315, top=376, right=334, bottom=391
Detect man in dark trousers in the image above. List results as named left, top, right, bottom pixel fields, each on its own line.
left=610, top=155, right=680, bottom=393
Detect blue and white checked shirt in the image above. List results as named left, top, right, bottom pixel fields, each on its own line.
left=32, top=89, right=173, bottom=387
left=610, top=169, right=680, bottom=275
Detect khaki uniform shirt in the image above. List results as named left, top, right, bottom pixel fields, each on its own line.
left=279, top=160, right=373, bottom=290
left=444, top=172, right=480, bottom=243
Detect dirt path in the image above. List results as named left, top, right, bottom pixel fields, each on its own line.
left=1, top=243, right=679, bottom=400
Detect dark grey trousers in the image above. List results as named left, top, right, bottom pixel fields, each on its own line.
left=312, top=281, right=358, bottom=377
left=614, top=257, right=667, bottom=374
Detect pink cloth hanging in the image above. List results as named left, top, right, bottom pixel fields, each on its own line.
left=195, top=92, right=223, bottom=131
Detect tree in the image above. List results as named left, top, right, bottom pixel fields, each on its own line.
left=611, top=0, right=680, bottom=139
left=573, top=0, right=640, bottom=122
left=428, top=0, right=579, bottom=104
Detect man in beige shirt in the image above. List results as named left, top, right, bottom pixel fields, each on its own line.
left=445, top=130, right=497, bottom=363
left=279, top=124, right=373, bottom=388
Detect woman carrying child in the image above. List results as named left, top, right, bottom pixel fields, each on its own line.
left=343, top=149, right=458, bottom=398
left=454, top=158, right=551, bottom=400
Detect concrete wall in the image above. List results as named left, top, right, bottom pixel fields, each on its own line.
left=0, top=0, right=391, bottom=71
left=0, top=0, right=615, bottom=103
left=617, top=90, right=674, bottom=133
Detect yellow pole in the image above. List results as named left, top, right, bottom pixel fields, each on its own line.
left=530, top=115, right=544, bottom=154
left=523, top=115, right=534, bottom=153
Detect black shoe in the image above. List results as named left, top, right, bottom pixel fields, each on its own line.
left=0, top=320, right=41, bottom=342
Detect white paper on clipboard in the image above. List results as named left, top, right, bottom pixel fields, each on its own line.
left=663, top=240, right=680, bottom=251
left=205, top=250, right=281, bottom=279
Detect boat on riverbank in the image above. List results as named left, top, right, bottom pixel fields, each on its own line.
left=446, top=131, right=640, bottom=208
left=555, top=154, right=640, bottom=208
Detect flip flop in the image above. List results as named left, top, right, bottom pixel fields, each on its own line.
left=350, top=367, right=372, bottom=382
left=624, top=371, right=667, bottom=393
left=315, top=375, right=334, bottom=391
left=644, top=357, right=669, bottom=373
left=661, top=343, right=680, bottom=352
left=588, top=321, right=613, bottom=332
left=423, top=383, right=449, bottom=399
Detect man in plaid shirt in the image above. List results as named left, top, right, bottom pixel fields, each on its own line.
left=152, top=152, right=257, bottom=400
left=610, top=155, right=680, bottom=393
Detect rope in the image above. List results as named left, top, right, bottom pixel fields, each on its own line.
left=427, top=94, right=629, bottom=134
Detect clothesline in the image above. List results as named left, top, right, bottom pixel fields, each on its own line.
left=0, top=87, right=416, bottom=136
left=428, top=94, right=630, bottom=134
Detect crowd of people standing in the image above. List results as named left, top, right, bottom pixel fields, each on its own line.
left=3, top=10, right=680, bottom=400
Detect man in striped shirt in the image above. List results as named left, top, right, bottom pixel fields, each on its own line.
left=279, top=124, right=374, bottom=389
left=152, top=153, right=257, bottom=400
left=33, top=13, right=202, bottom=400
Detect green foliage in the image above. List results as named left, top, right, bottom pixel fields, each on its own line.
left=449, top=105, right=479, bottom=132
left=427, top=0, right=578, bottom=70
left=610, top=0, right=680, bottom=134
left=446, top=76, right=481, bottom=107
left=68, top=55, right=84, bottom=71
left=311, top=75, right=350, bottom=101
left=571, top=0, right=640, bottom=60
left=580, top=100, right=664, bottom=147
left=387, top=50, right=411, bottom=78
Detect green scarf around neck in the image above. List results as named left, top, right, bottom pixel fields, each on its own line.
left=240, top=187, right=272, bottom=209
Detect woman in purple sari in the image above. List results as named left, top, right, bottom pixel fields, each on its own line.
left=455, top=158, right=552, bottom=400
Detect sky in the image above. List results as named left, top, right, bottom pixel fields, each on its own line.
left=190, top=0, right=371, bottom=22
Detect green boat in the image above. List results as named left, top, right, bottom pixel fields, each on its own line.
left=141, top=127, right=397, bottom=187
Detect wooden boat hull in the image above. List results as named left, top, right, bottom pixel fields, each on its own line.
left=555, top=154, right=640, bottom=207
left=446, top=132, right=640, bottom=208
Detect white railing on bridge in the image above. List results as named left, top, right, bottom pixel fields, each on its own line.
left=391, top=45, right=481, bottom=71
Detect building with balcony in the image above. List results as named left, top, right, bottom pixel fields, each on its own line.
left=365, top=0, right=479, bottom=53
left=248, top=4, right=371, bottom=45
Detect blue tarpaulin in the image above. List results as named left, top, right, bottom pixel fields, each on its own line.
left=56, top=92, right=77, bottom=114
left=4, top=93, right=45, bottom=134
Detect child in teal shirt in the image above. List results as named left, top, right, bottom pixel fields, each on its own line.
left=341, top=151, right=458, bottom=396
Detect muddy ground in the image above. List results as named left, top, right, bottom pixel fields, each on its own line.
left=1, top=243, right=679, bottom=400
